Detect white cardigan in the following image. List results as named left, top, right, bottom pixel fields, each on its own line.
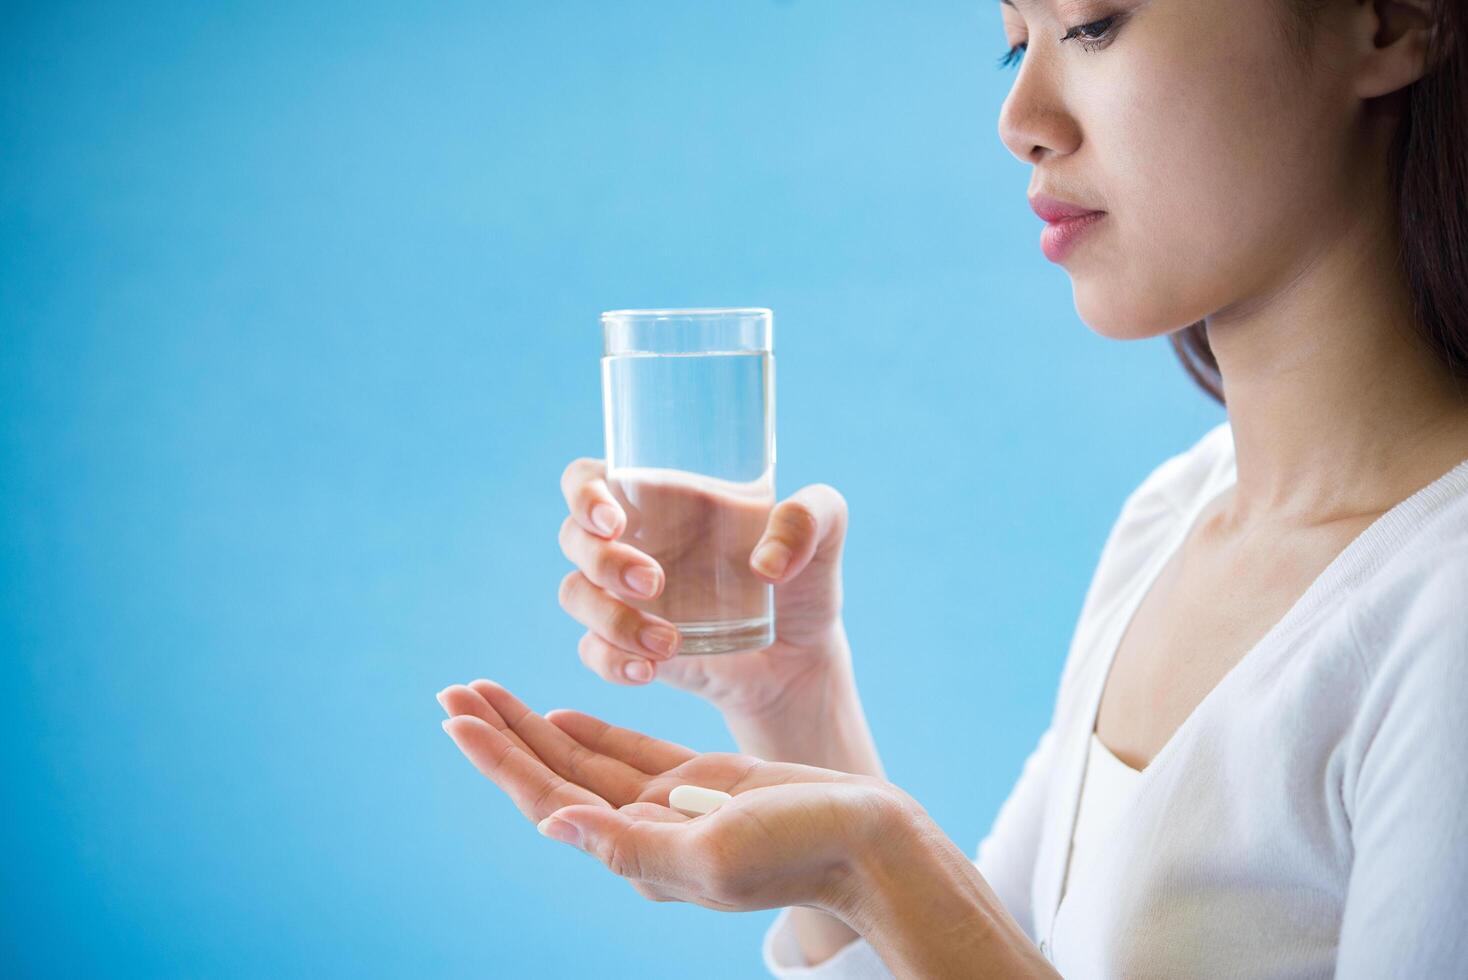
left=762, top=420, right=1468, bottom=978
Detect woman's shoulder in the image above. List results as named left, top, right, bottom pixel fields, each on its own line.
left=1295, top=453, right=1468, bottom=771
left=1346, top=465, right=1468, bottom=676
left=1339, top=511, right=1468, bottom=810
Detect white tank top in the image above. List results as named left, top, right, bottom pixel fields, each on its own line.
left=1061, top=731, right=1144, bottom=900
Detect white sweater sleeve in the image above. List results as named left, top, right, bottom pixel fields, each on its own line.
left=760, top=906, right=893, bottom=979
left=760, top=724, right=1059, bottom=977
left=1335, top=557, right=1468, bottom=977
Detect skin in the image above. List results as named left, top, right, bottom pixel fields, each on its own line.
left=557, top=460, right=851, bottom=719
left=436, top=679, right=1057, bottom=978
left=557, top=461, right=879, bottom=963
left=435, top=679, right=897, bottom=913
left=451, top=0, right=1465, bottom=970
left=995, top=0, right=1468, bottom=770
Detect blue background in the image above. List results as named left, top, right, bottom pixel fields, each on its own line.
left=1, top=1, right=1225, bottom=976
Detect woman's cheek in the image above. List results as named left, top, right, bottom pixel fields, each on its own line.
left=1096, top=41, right=1295, bottom=323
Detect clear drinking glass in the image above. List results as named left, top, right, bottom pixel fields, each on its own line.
left=600, top=308, right=776, bottom=655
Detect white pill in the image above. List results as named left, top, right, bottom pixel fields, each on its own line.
left=669, top=784, right=733, bottom=817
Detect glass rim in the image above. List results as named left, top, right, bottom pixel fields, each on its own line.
left=600, top=307, right=772, bottom=322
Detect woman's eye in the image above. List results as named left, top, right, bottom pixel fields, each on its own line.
left=1061, top=15, right=1119, bottom=51
left=997, top=12, right=1120, bottom=69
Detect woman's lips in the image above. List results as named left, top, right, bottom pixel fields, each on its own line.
left=1040, top=211, right=1106, bottom=263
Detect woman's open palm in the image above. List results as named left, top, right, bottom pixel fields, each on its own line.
left=436, top=679, right=902, bottom=912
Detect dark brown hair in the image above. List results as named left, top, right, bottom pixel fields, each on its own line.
left=1169, top=0, right=1468, bottom=406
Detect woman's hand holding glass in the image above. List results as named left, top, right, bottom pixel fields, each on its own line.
left=557, top=458, right=850, bottom=721
left=436, top=679, right=908, bottom=916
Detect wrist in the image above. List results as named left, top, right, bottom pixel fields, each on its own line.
left=725, top=620, right=851, bottom=725
left=823, top=794, right=1059, bottom=979
left=818, top=788, right=934, bottom=928
left=721, top=625, right=885, bottom=778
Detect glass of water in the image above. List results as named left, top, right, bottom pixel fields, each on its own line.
left=600, top=308, right=776, bottom=655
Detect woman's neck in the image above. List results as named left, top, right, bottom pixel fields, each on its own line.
left=1204, top=199, right=1468, bottom=532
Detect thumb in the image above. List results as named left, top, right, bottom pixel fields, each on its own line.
left=750, top=484, right=848, bottom=582
left=537, top=803, right=619, bottom=848
left=538, top=804, right=692, bottom=885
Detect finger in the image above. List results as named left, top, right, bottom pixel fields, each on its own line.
left=441, top=715, right=608, bottom=820
left=676, top=751, right=861, bottom=794
left=618, top=801, right=691, bottom=823
left=558, top=569, right=682, bottom=660
left=542, top=707, right=698, bottom=774
left=749, top=484, right=848, bottom=582
left=436, top=684, right=536, bottom=757
left=578, top=629, right=662, bottom=686
left=561, top=457, right=624, bottom=539
left=541, top=802, right=697, bottom=888
left=559, top=514, right=665, bottom=603
left=468, top=680, right=650, bottom=806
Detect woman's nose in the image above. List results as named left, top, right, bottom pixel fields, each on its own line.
left=997, top=54, right=1082, bottom=164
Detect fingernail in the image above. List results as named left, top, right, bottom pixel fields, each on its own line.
left=440, top=719, right=456, bottom=734
left=624, top=659, right=653, bottom=682
left=591, top=503, right=619, bottom=535
left=623, top=565, right=658, bottom=597
left=752, top=541, right=791, bottom=577
left=538, top=817, right=581, bottom=847
left=640, top=625, right=677, bottom=657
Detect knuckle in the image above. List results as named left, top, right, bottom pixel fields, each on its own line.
left=528, top=779, right=558, bottom=815
left=558, top=514, right=579, bottom=552
left=813, top=483, right=848, bottom=517
left=777, top=501, right=820, bottom=541
left=594, top=549, right=626, bottom=588
left=558, top=570, right=583, bottom=607
left=572, top=484, right=602, bottom=522
left=562, top=741, right=594, bottom=782
left=577, top=632, right=619, bottom=682
left=560, top=458, right=593, bottom=499
left=612, top=606, right=647, bottom=645
left=571, top=456, right=599, bottom=480
left=630, top=732, right=657, bottom=771
left=605, top=834, right=640, bottom=880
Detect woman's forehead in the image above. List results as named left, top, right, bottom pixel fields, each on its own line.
left=1000, top=0, right=1097, bottom=15
left=999, top=0, right=1059, bottom=21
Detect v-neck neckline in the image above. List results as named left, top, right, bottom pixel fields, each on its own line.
left=1049, top=433, right=1468, bottom=921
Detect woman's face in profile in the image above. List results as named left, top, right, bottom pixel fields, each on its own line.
left=996, top=0, right=1376, bottom=342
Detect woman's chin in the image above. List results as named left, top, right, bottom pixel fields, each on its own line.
left=1072, top=290, right=1209, bottom=342
left=1074, top=311, right=1181, bottom=343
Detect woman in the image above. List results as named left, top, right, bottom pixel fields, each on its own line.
left=437, top=0, right=1468, bottom=974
